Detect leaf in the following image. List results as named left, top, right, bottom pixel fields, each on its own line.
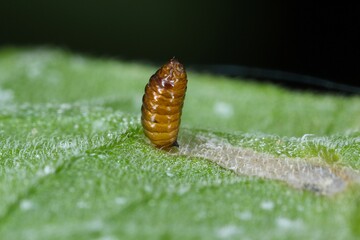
left=0, top=47, right=359, bottom=239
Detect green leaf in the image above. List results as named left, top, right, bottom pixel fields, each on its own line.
left=0, top=47, right=359, bottom=240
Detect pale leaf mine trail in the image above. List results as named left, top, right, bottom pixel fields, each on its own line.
left=178, top=132, right=360, bottom=196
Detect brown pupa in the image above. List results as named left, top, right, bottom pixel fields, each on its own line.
left=141, top=58, right=187, bottom=149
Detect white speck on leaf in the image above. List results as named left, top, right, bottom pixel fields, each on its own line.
left=20, top=200, right=34, bottom=211
left=216, top=225, right=242, bottom=239
left=213, top=102, right=234, bottom=118
left=77, top=201, right=89, bottom=209
left=86, top=219, right=104, bottom=231
left=0, top=89, right=14, bottom=104
left=57, top=103, right=71, bottom=114
left=236, top=211, right=252, bottom=220
left=115, top=197, right=127, bottom=205
left=166, top=168, right=174, bottom=177
left=43, top=165, right=54, bottom=175
left=177, top=185, right=190, bottom=195
left=276, top=217, right=304, bottom=231
left=261, top=200, right=274, bottom=211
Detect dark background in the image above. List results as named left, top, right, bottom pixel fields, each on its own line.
left=1, top=1, right=359, bottom=93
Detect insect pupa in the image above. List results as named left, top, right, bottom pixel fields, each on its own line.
left=141, top=58, right=188, bottom=149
